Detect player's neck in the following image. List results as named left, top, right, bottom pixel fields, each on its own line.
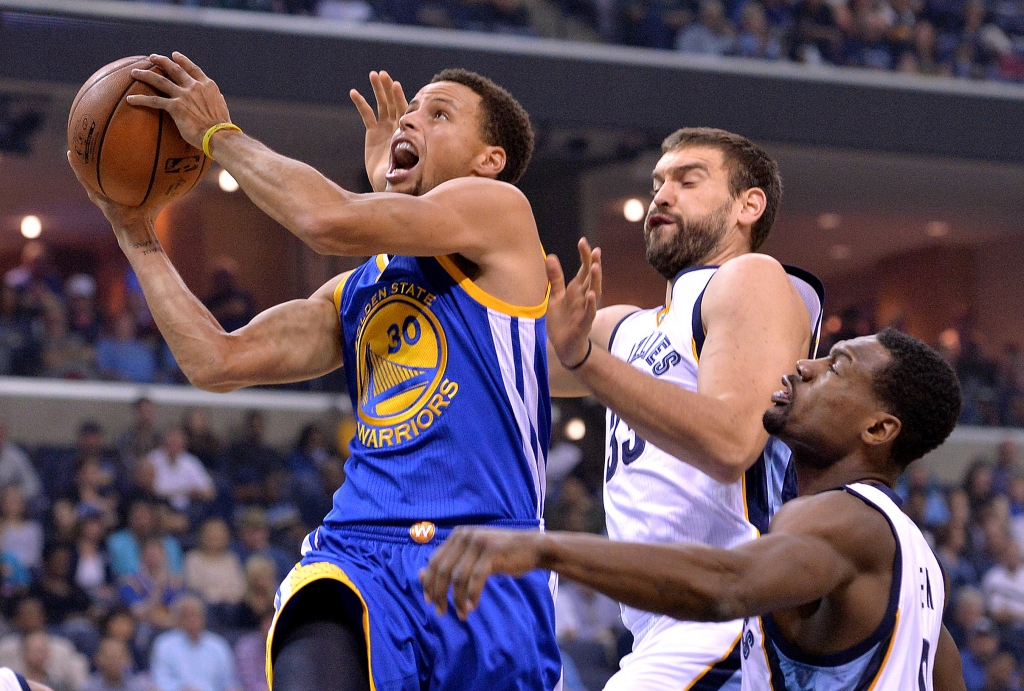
left=662, top=240, right=752, bottom=301
left=792, top=451, right=895, bottom=497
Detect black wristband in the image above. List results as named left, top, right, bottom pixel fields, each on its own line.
left=565, top=339, right=593, bottom=371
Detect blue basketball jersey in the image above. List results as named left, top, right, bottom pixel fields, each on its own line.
left=326, top=253, right=550, bottom=528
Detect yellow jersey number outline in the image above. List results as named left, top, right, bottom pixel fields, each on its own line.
left=355, top=293, right=448, bottom=427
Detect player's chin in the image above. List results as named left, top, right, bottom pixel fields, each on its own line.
left=761, top=405, right=790, bottom=435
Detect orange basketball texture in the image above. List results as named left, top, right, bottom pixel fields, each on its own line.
left=68, top=56, right=211, bottom=207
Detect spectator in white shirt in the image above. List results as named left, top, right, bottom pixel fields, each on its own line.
left=141, top=430, right=214, bottom=512
left=982, top=538, right=1024, bottom=625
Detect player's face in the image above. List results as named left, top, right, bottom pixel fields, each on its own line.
left=763, top=336, right=892, bottom=466
left=645, top=146, right=737, bottom=280
left=385, top=82, right=492, bottom=196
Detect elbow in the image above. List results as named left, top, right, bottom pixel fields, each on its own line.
left=709, top=437, right=766, bottom=485
left=297, top=213, right=355, bottom=256
left=185, top=369, right=236, bottom=394
left=180, top=348, right=241, bottom=393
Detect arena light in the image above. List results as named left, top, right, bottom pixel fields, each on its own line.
left=20, top=215, right=41, bottom=239
left=623, top=198, right=645, bottom=223
left=926, top=221, right=950, bottom=238
left=824, top=315, right=842, bottom=334
left=218, top=169, right=239, bottom=193
left=565, top=418, right=586, bottom=441
left=817, top=213, right=842, bottom=231
left=829, top=244, right=851, bottom=260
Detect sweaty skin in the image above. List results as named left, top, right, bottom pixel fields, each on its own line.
left=546, top=146, right=811, bottom=484
left=71, top=56, right=546, bottom=394
left=357, top=105, right=813, bottom=485
left=421, top=336, right=966, bottom=691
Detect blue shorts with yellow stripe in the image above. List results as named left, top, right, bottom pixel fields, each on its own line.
left=267, top=521, right=562, bottom=691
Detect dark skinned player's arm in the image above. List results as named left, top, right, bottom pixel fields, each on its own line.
left=933, top=564, right=967, bottom=691
left=421, top=492, right=881, bottom=622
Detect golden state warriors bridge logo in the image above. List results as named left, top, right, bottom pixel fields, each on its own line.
left=355, top=282, right=459, bottom=449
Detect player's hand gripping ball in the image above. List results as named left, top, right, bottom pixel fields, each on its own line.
left=68, top=56, right=211, bottom=207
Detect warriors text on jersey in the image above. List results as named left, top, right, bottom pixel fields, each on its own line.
left=604, top=264, right=825, bottom=636
left=740, top=483, right=945, bottom=691
left=330, top=253, right=551, bottom=527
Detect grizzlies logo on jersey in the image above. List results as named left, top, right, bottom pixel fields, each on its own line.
left=354, top=280, right=459, bottom=449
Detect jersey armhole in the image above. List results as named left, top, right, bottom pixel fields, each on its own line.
left=608, top=311, right=640, bottom=351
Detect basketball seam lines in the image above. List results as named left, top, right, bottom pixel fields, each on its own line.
left=95, top=62, right=152, bottom=200
left=143, top=109, right=164, bottom=205
left=68, top=57, right=147, bottom=130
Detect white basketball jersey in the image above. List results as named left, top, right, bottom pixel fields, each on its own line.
left=604, top=263, right=824, bottom=634
left=739, top=483, right=946, bottom=691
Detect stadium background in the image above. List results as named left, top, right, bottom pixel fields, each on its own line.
left=0, top=0, right=1023, bottom=688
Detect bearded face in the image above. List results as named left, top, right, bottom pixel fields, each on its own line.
left=644, top=197, right=733, bottom=280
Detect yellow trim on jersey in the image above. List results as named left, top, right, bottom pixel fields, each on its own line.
left=375, top=253, right=389, bottom=273
left=332, top=272, right=352, bottom=313
left=865, top=610, right=900, bottom=691
left=683, top=631, right=743, bottom=691
left=691, top=337, right=700, bottom=364
left=656, top=301, right=671, bottom=326
left=266, top=562, right=377, bottom=691
left=741, top=472, right=759, bottom=536
left=757, top=617, right=777, bottom=691
left=435, top=254, right=549, bottom=319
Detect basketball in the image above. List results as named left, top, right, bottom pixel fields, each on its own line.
left=67, top=55, right=211, bottom=207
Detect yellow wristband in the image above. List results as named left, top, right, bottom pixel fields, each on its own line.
left=201, top=122, right=242, bottom=161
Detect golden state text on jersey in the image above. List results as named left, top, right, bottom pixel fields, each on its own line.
left=327, top=254, right=551, bottom=528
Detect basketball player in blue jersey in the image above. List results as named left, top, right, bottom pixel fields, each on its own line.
left=71, top=55, right=560, bottom=691
left=423, top=328, right=967, bottom=690
left=541, top=129, right=823, bottom=690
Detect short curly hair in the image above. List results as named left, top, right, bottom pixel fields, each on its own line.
left=661, top=128, right=781, bottom=251
left=874, top=328, right=962, bottom=468
left=431, top=69, right=534, bottom=185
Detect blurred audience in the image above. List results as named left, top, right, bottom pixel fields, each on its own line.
left=82, top=638, right=152, bottom=691
left=0, top=598, right=89, bottom=691
left=140, top=429, right=215, bottom=514
left=150, top=597, right=239, bottom=691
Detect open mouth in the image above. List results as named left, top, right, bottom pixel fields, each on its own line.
left=646, top=213, right=673, bottom=230
left=387, top=139, right=420, bottom=182
left=771, top=375, right=794, bottom=405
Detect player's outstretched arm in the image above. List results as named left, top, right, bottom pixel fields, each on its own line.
left=351, top=70, right=408, bottom=194
left=552, top=251, right=810, bottom=483
left=71, top=165, right=346, bottom=393
left=128, top=54, right=534, bottom=266
left=422, top=492, right=872, bottom=622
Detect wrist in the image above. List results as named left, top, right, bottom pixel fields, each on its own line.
left=561, top=339, right=593, bottom=371
left=534, top=531, right=556, bottom=571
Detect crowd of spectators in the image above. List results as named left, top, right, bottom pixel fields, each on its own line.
left=0, top=243, right=256, bottom=388
left=823, top=306, right=1024, bottom=427
left=899, top=440, right=1024, bottom=691
left=6, top=240, right=1024, bottom=431
left=0, top=400, right=351, bottom=691
left=125, top=0, right=1024, bottom=82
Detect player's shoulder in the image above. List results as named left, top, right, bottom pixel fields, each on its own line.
left=712, top=252, right=788, bottom=287
left=703, top=253, right=798, bottom=309
left=430, top=176, right=531, bottom=210
left=771, top=489, right=895, bottom=565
